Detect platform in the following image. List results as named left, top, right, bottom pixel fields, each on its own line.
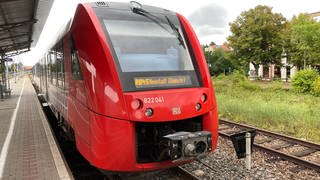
left=0, top=76, right=73, bottom=179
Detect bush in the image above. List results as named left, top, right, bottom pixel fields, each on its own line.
left=213, top=71, right=246, bottom=86
left=229, top=70, right=247, bottom=84
left=239, top=81, right=261, bottom=91
left=292, top=69, right=319, bottom=93
left=312, top=77, right=320, bottom=96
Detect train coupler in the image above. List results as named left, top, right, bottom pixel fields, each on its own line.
left=162, top=131, right=212, bottom=161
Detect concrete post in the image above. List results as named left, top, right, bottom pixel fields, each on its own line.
left=6, top=61, right=9, bottom=90
left=245, top=132, right=251, bottom=170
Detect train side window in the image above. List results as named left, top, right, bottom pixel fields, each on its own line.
left=47, top=54, right=52, bottom=84
left=70, top=36, right=83, bottom=80
left=51, top=47, right=57, bottom=86
left=57, top=41, right=65, bottom=88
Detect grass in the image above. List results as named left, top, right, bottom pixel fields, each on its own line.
left=213, top=73, right=320, bottom=143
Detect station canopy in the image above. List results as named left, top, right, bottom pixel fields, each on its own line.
left=0, top=0, right=53, bottom=58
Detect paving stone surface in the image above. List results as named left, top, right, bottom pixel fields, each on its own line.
left=0, top=77, right=65, bottom=179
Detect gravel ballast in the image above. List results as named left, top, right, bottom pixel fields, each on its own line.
left=181, top=137, right=320, bottom=179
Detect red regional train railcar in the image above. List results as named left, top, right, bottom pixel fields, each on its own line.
left=32, top=1, right=218, bottom=173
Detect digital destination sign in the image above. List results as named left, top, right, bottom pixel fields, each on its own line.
left=134, top=75, right=192, bottom=88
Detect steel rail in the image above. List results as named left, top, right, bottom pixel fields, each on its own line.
left=174, top=166, right=200, bottom=180
left=219, top=118, right=320, bottom=150
left=218, top=118, right=320, bottom=172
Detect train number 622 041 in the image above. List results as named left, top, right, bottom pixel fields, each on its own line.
left=143, top=97, right=165, bottom=104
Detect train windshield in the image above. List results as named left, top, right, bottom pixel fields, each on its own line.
left=99, top=10, right=202, bottom=91
left=104, top=19, right=194, bottom=72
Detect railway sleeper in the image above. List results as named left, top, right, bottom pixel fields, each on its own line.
left=290, top=148, right=318, bottom=157
left=255, top=136, right=274, bottom=144
left=218, top=124, right=230, bottom=131
left=270, top=142, right=294, bottom=150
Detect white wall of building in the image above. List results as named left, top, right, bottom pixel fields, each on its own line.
left=249, top=54, right=296, bottom=81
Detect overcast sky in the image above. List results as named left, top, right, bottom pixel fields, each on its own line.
left=19, top=0, right=319, bottom=66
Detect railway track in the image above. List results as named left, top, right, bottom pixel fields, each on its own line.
left=174, top=166, right=201, bottom=180
left=219, top=118, right=320, bottom=172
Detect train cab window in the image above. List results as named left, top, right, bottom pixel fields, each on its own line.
left=98, top=10, right=202, bottom=91
left=56, top=41, right=65, bottom=88
left=71, top=37, right=83, bottom=80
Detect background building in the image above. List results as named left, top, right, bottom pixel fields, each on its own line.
left=309, top=11, right=320, bottom=21
left=249, top=52, right=297, bottom=81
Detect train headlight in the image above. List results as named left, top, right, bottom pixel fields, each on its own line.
left=195, top=103, right=201, bottom=111
left=131, top=99, right=142, bottom=110
left=145, top=108, right=153, bottom=117
left=201, top=93, right=207, bottom=103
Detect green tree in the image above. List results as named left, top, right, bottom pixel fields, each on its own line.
left=280, top=20, right=293, bottom=64
left=203, top=44, right=210, bottom=64
left=290, top=14, right=320, bottom=69
left=0, top=63, right=3, bottom=74
left=209, top=41, right=216, bottom=46
left=228, top=5, right=287, bottom=76
left=9, top=63, right=17, bottom=72
left=204, top=48, right=233, bottom=76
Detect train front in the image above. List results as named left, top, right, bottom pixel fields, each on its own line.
left=73, top=2, right=218, bottom=173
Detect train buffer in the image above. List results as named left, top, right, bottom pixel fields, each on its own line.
left=0, top=76, right=73, bottom=179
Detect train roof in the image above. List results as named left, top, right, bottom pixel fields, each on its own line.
left=89, top=1, right=176, bottom=15
left=42, top=1, right=177, bottom=57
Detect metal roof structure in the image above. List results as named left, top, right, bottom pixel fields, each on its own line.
left=31, top=0, right=54, bottom=48
left=0, top=0, right=53, bottom=58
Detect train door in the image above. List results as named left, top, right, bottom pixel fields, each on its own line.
left=67, top=34, right=91, bottom=149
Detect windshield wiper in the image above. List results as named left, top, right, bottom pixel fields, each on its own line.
left=131, top=6, right=170, bottom=35
left=131, top=4, right=186, bottom=49
left=165, top=16, right=186, bottom=49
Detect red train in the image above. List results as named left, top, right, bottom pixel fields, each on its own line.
left=32, top=1, right=218, bottom=173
